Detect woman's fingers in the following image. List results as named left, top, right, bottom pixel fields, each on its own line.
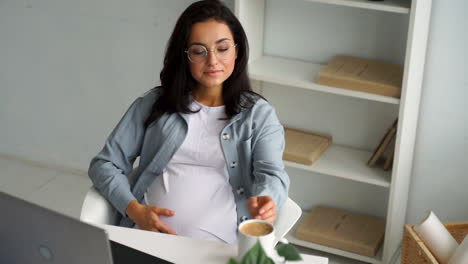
left=260, top=207, right=276, bottom=219
left=263, top=214, right=276, bottom=224
left=255, top=207, right=276, bottom=221
left=146, top=220, right=175, bottom=235
left=258, top=200, right=275, bottom=214
left=156, top=222, right=177, bottom=235
left=149, top=227, right=161, bottom=233
left=153, top=207, right=176, bottom=217
left=146, top=206, right=177, bottom=235
left=247, top=196, right=277, bottom=219
left=250, top=196, right=276, bottom=223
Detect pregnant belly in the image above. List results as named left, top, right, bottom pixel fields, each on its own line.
left=143, top=165, right=238, bottom=243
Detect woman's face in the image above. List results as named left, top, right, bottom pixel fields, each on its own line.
left=187, top=19, right=237, bottom=92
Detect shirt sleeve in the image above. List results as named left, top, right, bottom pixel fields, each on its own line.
left=88, top=96, right=147, bottom=216
left=251, top=102, right=290, bottom=210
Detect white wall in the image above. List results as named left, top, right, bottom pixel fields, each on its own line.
left=0, top=0, right=466, bottom=223
left=0, top=0, right=196, bottom=171
left=406, top=0, right=468, bottom=223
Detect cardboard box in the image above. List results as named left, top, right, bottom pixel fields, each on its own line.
left=283, top=128, right=332, bottom=165
left=367, top=119, right=398, bottom=168
left=317, top=55, right=403, bottom=98
left=295, top=206, right=385, bottom=257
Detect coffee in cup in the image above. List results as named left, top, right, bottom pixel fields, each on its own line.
left=239, top=221, right=273, bottom=236
left=237, top=219, right=276, bottom=260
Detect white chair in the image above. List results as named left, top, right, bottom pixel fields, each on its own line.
left=80, top=187, right=302, bottom=242
left=80, top=186, right=118, bottom=225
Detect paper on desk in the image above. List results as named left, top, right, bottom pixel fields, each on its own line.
left=293, top=253, right=328, bottom=264
left=413, top=211, right=458, bottom=264
left=448, top=235, right=468, bottom=264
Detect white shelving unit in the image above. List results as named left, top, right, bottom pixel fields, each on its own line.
left=235, top=0, right=432, bottom=263
left=249, top=56, right=401, bottom=104
left=284, top=145, right=391, bottom=188
left=303, top=0, right=411, bottom=14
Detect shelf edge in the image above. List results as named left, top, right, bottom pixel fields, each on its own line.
left=249, top=56, right=401, bottom=105
left=283, top=160, right=391, bottom=188
left=304, top=0, right=410, bottom=14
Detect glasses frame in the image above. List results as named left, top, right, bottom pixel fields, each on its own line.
left=185, top=42, right=237, bottom=63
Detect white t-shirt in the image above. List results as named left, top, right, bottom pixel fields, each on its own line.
left=139, top=100, right=238, bottom=244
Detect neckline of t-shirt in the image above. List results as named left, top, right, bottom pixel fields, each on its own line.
left=193, top=99, right=226, bottom=112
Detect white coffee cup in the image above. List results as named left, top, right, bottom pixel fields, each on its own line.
left=237, top=219, right=276, bottom=260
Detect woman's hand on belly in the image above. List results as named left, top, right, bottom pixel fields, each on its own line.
left=126, top=200, right=177, bottom=235
left=247, top=196, right=277, bottom=224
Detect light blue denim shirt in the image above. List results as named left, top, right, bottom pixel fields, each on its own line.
left=88, top=88, right=290, bottom=228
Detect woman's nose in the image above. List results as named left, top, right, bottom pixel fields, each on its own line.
left=206, top=49, right=218, bottom=65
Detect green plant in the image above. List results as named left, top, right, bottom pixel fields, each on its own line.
left=228, top=241, right=302, bottom=264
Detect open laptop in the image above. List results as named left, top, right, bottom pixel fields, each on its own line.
left=0, top=191, right=172, bottom=264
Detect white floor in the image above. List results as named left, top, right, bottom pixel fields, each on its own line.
left=0, top=155, right=92, bottom=219
left=0, top=155, right=400, bottom=264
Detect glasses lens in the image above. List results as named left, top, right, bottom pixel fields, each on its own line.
left=187, top=41, right=236, bottom=63
left=187, top=45, right=207, bottom=63
left=215, top=40, right=234, bottom=60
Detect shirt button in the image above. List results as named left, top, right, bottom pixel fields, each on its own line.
left=222, top=133, right=230, bottom=140
left=230, top=161, right=237, bottom=168
left=236, top=187, right=245, bottom=195
left=240, top=216, right=249, bottom=222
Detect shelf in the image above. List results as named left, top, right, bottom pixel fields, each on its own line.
left=286, top=213, right=384, bottom=264
left=284, top=144, right=391, bottom=188
left=304, top=0, right=410, bottom=14
left=237, top=0, right=433, bottom=262
left=249, top=56, right=401, bottom=105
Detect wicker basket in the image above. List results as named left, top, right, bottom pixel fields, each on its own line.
left=402, top=222, right=468, bottom=264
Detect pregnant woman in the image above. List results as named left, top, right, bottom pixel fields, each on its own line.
left=88, top=0, right=289, bottom=244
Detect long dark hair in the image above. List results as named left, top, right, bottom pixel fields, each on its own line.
left=144, top=0, right=260, bottom=128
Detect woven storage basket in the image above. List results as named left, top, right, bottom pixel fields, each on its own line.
left=402, top=222, right=468, bottom=264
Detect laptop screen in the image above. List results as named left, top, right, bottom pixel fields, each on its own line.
left=0, top=191, right=172, bottom=264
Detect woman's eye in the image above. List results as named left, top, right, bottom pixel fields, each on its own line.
left=217, top=47, right=229, bottom=53
left=191, top=50, right=205, bottom=55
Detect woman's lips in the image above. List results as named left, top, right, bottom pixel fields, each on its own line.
left=205, top=70, right=222, bottom=76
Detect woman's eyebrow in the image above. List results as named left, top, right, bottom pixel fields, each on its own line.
left=189, top=38, right=231, bottom=46
left=215, top=38, right=231, bottom=43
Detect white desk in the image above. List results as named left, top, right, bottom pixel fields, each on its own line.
left=101, top=224, right=328, bottom=264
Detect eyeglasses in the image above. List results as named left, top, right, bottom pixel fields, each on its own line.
left=185, top=40, right=237, bottom=63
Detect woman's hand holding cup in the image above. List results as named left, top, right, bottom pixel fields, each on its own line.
left=126, top=200, right=177, bottom=235
left=247, top=195, right=277, bottom=224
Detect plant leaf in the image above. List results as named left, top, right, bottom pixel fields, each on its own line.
left=241, top=241, right=276, bottom=264
left=276, top=242, right=303, bottom=261
left=227, top=258, right=239, bottom=264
